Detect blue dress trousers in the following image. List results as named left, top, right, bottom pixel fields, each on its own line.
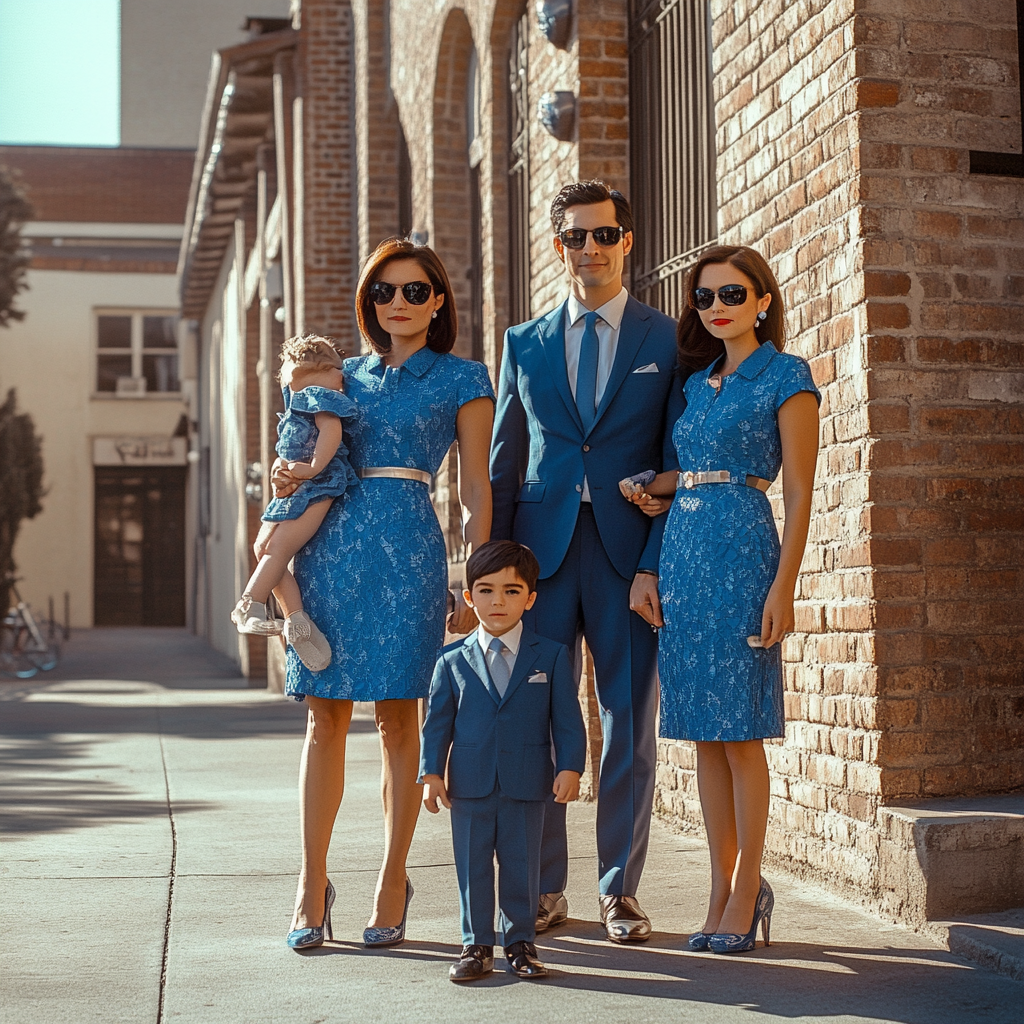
left=658, top=341, right=820, bottom=741
left=286, top=348, right=494, bottom=701
left=490, top=295, right=685, bottom=896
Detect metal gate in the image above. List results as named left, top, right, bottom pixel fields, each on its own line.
left=508, top=9, right=531, bottom=327
left=629, top=0, right=717, bottom=317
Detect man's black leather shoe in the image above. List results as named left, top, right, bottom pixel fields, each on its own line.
left=449, top=944, right=494, bottom=983
left=504, top=940, right=549, bottom=978
left=598, top=895, right=652, bottom=943
left=535, top=892, right=568, bottom=932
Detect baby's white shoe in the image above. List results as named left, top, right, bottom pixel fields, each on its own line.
left=231, top=595, right=284, bottom=635
left=285, top=611, right=332, bottom=672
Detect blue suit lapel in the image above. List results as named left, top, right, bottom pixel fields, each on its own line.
left=499, top=631, right=542, bottom=707
left=538, top=302, right=583, bottom=434
left=591, top=296, right=653, bottom=433
left=461, top=636, right=501, bottom=706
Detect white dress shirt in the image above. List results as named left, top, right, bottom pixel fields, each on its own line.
left=564, top=286, right=629, bottom=501
left=475, top=619, right=522, bottom=695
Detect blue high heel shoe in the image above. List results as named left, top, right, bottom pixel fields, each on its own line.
left=708, top=878, right=773, bottom=954
left=687, top=931, right=713, bottom=952
left=286, top=880, right=335, bottom=950
left=363, top=878, right=414, bottom=947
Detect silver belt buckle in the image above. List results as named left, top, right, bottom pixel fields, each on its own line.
left=679, top=470, right=696, bottom=490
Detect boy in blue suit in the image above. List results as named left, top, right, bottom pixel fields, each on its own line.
left=421, top=540, right=587, bottom=983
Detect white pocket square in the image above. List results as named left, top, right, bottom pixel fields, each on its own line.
left=527, top=671, right=548, bottom=683
left=633, top=362, right=659, bottom=374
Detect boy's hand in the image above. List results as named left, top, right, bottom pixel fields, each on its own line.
left=286, top=460, right=316, bottom=480
left=422, top=774, right=451, bottom=813
left=552, top=770, right=581, bottom=804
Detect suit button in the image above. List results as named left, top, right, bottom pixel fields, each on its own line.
left=583, top=444, right=590, bottom=452
left=576, top=484, right=582, bottom=492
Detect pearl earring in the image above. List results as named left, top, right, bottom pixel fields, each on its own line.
left=431, top=311, right=438, bottom=319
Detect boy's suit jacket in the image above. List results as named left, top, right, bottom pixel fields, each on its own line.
left=419, top=627, right=587, bottom=802
left=490, top=294, right=686, bottom=580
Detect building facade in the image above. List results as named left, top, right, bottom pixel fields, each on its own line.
left=180, top=0, right=1023, bottom=926
left=0, top=0, right=289, bottom=630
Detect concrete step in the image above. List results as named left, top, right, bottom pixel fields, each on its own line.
left=927, top=907, right=1024, bottom=982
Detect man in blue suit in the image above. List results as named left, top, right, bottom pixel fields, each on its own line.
left=490, top=180, right=684, bottom=942
left=422, top=540, right=587, bottom=982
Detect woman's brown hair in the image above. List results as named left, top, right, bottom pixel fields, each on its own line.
left=676, top=245, right=786, bottom=373
left=354, top=237, right=458, bottom=355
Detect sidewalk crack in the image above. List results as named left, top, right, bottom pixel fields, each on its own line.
left=156, top=725, right=177, bottom=1024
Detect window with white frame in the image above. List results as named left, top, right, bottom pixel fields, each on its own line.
left=96, top=311, right=180, bottom=394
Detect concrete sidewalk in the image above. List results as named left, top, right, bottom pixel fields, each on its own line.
left=1, top=629, right=1020, bottom=1024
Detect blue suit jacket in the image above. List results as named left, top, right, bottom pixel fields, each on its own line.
left=419, top=627, right=587, bottom=802
left=490, top=295, right=685, bottom=579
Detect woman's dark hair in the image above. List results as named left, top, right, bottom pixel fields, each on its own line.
left=676, top=245, right=787, bottom=373
left=466, top=540, right=540, bottom=593
left=550, top=179, right=634, bottom=236
left=354, top=237, right=457, bottom=355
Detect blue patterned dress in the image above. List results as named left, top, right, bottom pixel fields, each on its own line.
left=287, top=347, right=494, bottom=702
left=262, top=385, right=359, bottom=522
left=658, top=341, right=820, bottom=741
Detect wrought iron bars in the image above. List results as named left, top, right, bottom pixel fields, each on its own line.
left=508, top=10, right=532, bottom=327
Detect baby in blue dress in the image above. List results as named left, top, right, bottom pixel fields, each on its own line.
left=231, top=335, right=358, bottom=671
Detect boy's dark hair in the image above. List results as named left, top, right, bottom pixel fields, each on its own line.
left=466, top=540, right=540, bottom=593
left=550, top=180, right=634, bottom=236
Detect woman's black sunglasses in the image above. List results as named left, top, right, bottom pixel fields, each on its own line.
left=692, top=285, right=748, bottom=310
left=368, top=281, right=434, bottom=305
left=558, top=226, right=626, bottom=250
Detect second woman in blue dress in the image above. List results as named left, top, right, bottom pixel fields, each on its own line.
left=275, top=239, right=494, bottom=950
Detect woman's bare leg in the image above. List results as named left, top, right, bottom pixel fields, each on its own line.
left=246, top=501, right=332, bottom=604
left=291, top=695, right=354, bottom=930
left=695, top=740, right=737, bottom=934
left=366, top=698, right=422, bottom=927
left=716, top=739, right=770, bottom=935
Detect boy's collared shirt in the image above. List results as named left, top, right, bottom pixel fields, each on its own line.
left=474, top=620, right=522, bottom=697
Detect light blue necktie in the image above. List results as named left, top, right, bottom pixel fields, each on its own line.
left=575, top=311, right=600, bottom=431
left=486, top=636, right=511, bottom=698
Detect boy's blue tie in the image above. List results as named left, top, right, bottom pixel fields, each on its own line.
left=575, top=311, right=600, bottom=431
left=486, top=636, right=511, bottom=698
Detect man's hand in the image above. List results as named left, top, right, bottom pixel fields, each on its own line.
left=553, top=770, right=581, bottom=804
left=271, top=457, right=301, bottom=498
left=629, top=493, right=672, bottom=517
left=422, top=774, right=451, bottom=813
left=446, top=590, right=478, bottom=635
left=630, top=572, right=663, bottom=628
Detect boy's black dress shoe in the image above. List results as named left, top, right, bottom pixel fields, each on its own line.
left=598, top=895, right=652, bottom=943
left=504, top=940, right=549, bottom=978
left=449, top=945, right=494, bottom=983
left=535, top=892, right=568, bottom=932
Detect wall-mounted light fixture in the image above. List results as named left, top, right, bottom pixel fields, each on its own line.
left=537, top=0, right=572, bottom=49
left=538, top=91, right=575, bottom=141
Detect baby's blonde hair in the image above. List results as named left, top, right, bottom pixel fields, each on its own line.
left=278, top=334, right=344, bottom=385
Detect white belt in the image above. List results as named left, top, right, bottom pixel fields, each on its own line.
left=358, top=467, right=432, bottom=486
left=678, top=470, right=770, bottom=492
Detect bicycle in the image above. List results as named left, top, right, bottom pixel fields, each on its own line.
left=1, top=576, right=61, bottom=678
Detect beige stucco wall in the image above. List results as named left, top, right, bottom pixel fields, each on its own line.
left=3, top=267, right=187, bottom=627
left=119, top=0, right=292, bottom=148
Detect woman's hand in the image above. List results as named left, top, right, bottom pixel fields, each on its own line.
left=446, top=589, right=478, bottom=635
left=629, top=493, right=672, bottom=517
left=271, top=457, right=301, bottom=498
left=759, top=581, right=795, bottom=648
left=286, top=460, right=316, bottom=481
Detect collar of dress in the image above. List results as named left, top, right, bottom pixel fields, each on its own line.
left=707, top=339, right=778, bottom=383
left=365, top=346, right=440, bottom=378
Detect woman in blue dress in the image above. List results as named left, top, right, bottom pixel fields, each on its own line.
left=623, top=246, right=819, bottom=953
left=271, top=239, right=494, bottom=950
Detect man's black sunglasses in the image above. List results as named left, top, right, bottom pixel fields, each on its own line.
left=368, top=281, right=434, bottom=305
left=557, top=226, right=626, bottom=250
left=692, top=285, right=748, bottom=310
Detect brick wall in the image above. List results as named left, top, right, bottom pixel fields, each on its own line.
left=856, top=0, right=1024, bottom=800
left=299, top=0, right=358, bottom=352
